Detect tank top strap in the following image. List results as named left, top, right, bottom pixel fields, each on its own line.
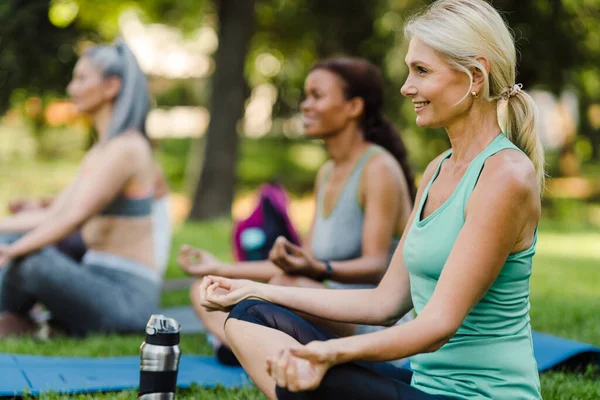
left=318, top=145, right=384, bottom=198
left=415, top=149, right=452, bottom=220
left=316, top=145, right=384, bottom=219
left=351, top=145, right=385, bottom=178
left=459, top=133, right=521, bottom=198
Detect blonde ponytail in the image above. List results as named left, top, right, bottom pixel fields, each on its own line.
left=497, top=86, right=545, bottom=189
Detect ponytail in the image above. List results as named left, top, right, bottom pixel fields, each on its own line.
left=84, top=40, right=150, bottom=140
left=364, top=113, right=417, bottom=202
left=497, top=85, right=545, bottom=189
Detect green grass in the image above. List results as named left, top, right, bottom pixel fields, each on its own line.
left=164, top=219, right=233, bottom=280
left=0, top=220, right=598, bottom=399
left=0, top=156, right=599, bottom=398
left=530, top=232, right=600, bottom=399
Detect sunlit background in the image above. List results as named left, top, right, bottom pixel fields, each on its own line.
left=0, top=1, right=599, bottom=399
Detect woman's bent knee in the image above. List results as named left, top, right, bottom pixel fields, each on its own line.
left=190, top=280, right=202, bottom=304
left=227, top=299, right=272, bottom=327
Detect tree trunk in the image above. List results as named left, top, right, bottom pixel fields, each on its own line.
left=188, top=0, right=256, bottom=221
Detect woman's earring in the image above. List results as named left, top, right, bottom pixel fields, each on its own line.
left=471, top=91, right=479, bottom=99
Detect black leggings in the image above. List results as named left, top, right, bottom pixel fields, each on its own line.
left=227, top=299, right=454, bottom=400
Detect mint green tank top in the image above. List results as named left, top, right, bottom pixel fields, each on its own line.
left=404, top=134, right=541, bottom=400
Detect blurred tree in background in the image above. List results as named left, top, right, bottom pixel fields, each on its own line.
left=0, top=0, right=599, bottom=220
left=188, top=0, right=256, bottom=220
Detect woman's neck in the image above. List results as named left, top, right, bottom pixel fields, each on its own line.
left=323, top=126, right=369, bottom=167
left=445, top=101, right=501, bottom=164
left=93, top=103, right=114, bottom=142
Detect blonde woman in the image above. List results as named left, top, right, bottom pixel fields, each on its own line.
left=196, top=1, right=544, bottom=398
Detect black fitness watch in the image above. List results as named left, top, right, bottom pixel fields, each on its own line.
left=318, top=260, right=334, bottom=282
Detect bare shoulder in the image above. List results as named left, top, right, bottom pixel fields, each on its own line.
left=363, top=149, right=403, bottom=182
left=479, top=149, right=539, bottom=200
left=104, top=131, right=152, bottom=159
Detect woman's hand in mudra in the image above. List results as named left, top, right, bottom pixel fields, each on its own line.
left=269, top=237, right=325, bottom=280
left=197, top=275, right=257, bottom=312
left=177, top=245, right=221, bottom=277
left=266, top=341, right=338, bottom=392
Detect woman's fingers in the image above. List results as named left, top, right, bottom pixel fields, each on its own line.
left=198, top=277, right=225, bottom=310
left=285, top=356, right=300, bottom=392
left=198, top=276, right=212, bottom=301
left=206, top=282, right=219, bottom=298
left=283, top=240, right=304, bottom=257
left=275, top=349, right=290, bottom=388
left=178, top=245, right=200, bottom=267
left=205, top=275, right=233, bottom=290
left=290, top=343, right=328, bottom=364
left=269, top=237, right=289, bottom=264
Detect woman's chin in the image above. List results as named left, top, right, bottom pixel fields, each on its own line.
left=303, top=129, right=325, bottom=139
left=415, top=116, right=436, bottom=128
left=415, top=117, right=428, bottom=128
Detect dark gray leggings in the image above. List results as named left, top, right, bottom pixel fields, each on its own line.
left=227, top=299, right=455, bottom=400
left=0, top=233, right=160, bottom=336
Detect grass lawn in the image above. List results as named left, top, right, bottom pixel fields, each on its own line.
left=0, top=220, right=598, bottom=399
left=0, top=154, right=599, bottom=400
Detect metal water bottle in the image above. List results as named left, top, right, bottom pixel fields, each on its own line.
left=139, top=315, right=182, bottom=399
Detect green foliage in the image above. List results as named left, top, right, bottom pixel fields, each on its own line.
left=73, top=0, right=212, bottom=38
left=0, top=0, right=96, bottom=114
left=156, top=137, right=325, bottom=196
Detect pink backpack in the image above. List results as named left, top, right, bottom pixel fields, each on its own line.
left=232, top=183, right=301, bottom=261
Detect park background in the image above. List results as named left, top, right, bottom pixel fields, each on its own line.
left=0, top=0, right=599, bottom=398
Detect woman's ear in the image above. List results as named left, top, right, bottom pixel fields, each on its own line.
left=347, top=97, right=365, bottom=119
left=104, top=76, right=122, bottom=102
left=472, top=56, right=491, bottom=93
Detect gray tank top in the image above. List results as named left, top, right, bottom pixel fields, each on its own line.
left=311, top=146, right=399, bottom=287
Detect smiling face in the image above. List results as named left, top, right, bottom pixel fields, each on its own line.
left=300, top=69, right=359, bottom=139
left=401, top=37, right=474, bottom=129
left=67, top=57, right=120, bottom=115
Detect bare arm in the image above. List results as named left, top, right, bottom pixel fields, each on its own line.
left=324, top=152, right=540, bottom=364
left=0, top=208, right=53, bottom=233
left=0, top=166, right=84, bottom=233
left=7, top=138, right=143, bottom=258
left=316, top=153, right=410, bottom=285
left=206, top=156, right=443, bottom=326
left=211, top=260, right=283, bottom=281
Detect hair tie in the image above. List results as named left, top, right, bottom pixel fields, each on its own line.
left=500, top=83, right=523, bottom=100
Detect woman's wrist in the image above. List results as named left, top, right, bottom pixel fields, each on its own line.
left=323, top=338, right=351, bottom=367
left=251, top=281, right=272, bottom=302
left=210, top=264, right=224, bottom=277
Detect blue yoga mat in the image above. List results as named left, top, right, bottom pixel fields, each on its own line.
left=532, top=331, right=600, bottom=372
left=0, top=354, right=249, bottom=397
left=160, top=305, right=600, bottom=372
left=1, top=307, right=596, bottom=396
